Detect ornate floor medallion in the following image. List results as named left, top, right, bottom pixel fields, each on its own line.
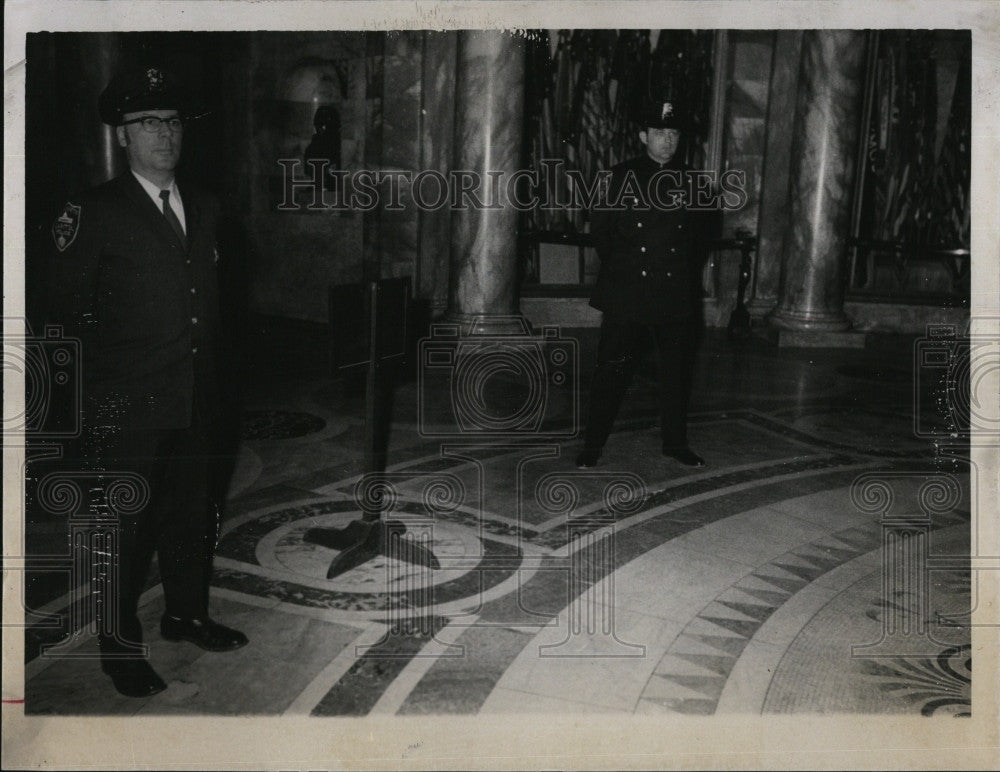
left=214, top=498, right=524, bottom=619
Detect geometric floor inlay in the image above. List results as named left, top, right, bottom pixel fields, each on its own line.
left=854, top=644, right=971, bottom=717
left=637, top=510, right=971, bottom=715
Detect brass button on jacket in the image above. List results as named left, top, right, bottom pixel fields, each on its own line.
left=589, top=155, right=701, bottom=323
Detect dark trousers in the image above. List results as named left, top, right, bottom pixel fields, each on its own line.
left=87, top=408, right=220, bottom=657
left=583, top=314, right=696, bottom=452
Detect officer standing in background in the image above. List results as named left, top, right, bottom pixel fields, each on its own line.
left=45, top=65, right=247, bottom=698
left=577, top=100, right=707, bottom=469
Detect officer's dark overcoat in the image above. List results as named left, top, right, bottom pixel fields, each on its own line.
left=589, top=154, right=700, bottom=323
left=46, top=172, right=222, bottom=431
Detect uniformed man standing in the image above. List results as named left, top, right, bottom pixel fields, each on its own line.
left=577, top=100, right=706, bottom=469
left=45, top=65, right=247, bottom=698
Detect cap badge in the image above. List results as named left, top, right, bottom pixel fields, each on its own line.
left=146, top=67, right=166, bottom=92
left=661, top=102, right=674, bottom=120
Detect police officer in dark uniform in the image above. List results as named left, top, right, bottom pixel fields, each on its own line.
left=577, top=99, right=706, bottom=469
left=45, top=65, right=247, bottom=698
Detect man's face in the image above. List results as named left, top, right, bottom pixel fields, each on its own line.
left=640, top=127, right=681, bottom=164
left=116, top=109, right=183, bottom=178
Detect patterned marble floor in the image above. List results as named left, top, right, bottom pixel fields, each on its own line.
left=21, top=328, right=974, bottom=716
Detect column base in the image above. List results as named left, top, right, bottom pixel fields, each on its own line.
left=763, top=327, right=867, bottom=348
left=746, top=297, right=778, bottom=319
left=765, top=305, right=865, bottom=346
left=442, top=312, right=531, bottom=337
left=430, top=297, right=449, bottom=318
left=767, top=306, right=853, bottom=333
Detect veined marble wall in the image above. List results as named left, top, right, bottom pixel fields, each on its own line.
left=748, top=31, right=803, bottom=317
left=376, top=32, right=423, bottom=282
left=238, top=32, right=367, bottom=322
left=418, top=32, right=458, bottom=316
left=721, top=31, right=774, bottom=239
left=694, top=31, right=774, bottom=330
left=232, top=31, right=455, bottom=323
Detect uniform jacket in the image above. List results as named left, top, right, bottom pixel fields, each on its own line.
left=45, top=172, right=222, bottom=431
left=589, top=154, right=703, bottom=323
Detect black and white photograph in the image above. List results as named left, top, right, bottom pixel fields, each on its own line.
left=3, top=1, right=999, bottom=769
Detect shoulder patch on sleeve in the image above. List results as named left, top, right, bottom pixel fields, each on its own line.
left=52, top=202, right=82, bottom=251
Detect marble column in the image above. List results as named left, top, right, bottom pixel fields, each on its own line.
left=446, top=31, right=526, bottom=334
left=748, top=31, right=802, bottom=318
left=768, top=31, right=867, bottom=332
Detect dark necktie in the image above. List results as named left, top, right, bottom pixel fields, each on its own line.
left=159, top=189, right=186, bottom=247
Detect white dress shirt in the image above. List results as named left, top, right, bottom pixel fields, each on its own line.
left=131, top=170, right=187, bottom=234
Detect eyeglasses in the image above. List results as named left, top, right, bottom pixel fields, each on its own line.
left=121, top=116, right=184, bottom=133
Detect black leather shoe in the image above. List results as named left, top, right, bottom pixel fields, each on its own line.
left=160, top=615, right=249, bottom=652
left=662, top=446, right=705, bottom=467
left=575, top=448, right=601, bottom=469
left=101, top=658, right=167, bottom=698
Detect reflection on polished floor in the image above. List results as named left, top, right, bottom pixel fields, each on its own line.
left=23, top=327, right=973, bottom=716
